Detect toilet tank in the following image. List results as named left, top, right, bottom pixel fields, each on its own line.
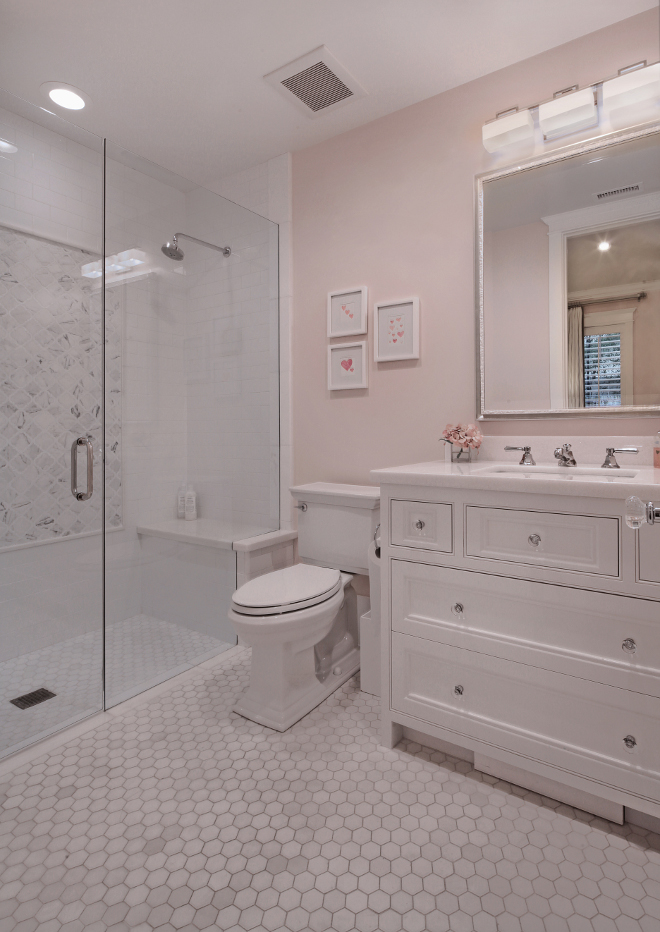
left=290, top=482, right=380, bottom=575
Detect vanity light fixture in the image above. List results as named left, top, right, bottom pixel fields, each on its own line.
left=482, top=59, right=659, bottom=153
left=0, top=139, right=18, bottom=154
left=598, top=241, right=611, bottom=252
left=40, top=82, right=91, bottom=111
left=602, top=61, right=660, bottom=121
left=481, top=108, right=534, bottom=153
left=538, top=87, right=597, bottom=140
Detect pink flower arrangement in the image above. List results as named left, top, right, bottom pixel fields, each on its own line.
left=441, top=423, right=483, bottom=450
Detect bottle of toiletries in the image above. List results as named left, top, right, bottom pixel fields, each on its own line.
left=654, top=433, right=660, bottom=469
left=184, top=485, right=197, bottom=521
left=177, top=483, right=187, bottom=519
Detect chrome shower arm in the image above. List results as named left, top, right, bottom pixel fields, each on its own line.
left=173, top=232, right=231, bottom=257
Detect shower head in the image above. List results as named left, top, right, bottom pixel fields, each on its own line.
left=161, top=235, right=184, bottom=261
left=161, top=232, right=231, bottom=262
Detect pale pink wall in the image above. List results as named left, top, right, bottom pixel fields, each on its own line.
left=484, top=221, right=550, bottom=410
left=292, top=10, right=660, bottom=484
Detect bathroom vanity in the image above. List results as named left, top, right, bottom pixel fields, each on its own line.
left=372, top=460, right=660, bottom=824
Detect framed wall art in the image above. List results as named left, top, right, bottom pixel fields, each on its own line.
left=328, top=341, right=368, bottom=390
left=327, top=287, right=368, bottom=338
left=374, top=298, right=420, bottom=361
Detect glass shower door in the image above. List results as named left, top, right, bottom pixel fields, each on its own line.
left=0, top=91, right=105, bottom=758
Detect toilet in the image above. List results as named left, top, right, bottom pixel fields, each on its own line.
left=229, top=482, right=380, bottom=731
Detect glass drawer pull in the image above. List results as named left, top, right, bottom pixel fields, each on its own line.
left=528, top=534, right=541, bottom=547
left=622, top=638, right=637, bottom=653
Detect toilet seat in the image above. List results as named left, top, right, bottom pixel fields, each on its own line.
left=231, top=564, right=342, bottom=616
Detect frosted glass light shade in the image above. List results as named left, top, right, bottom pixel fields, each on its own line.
left=482, top=109, right=534, bottom=153
left=602, top=62, right=660, bottom=119
left=538, top=88, right=597, bottom=139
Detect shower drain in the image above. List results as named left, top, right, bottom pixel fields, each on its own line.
left=10, top=688, right=56, bottom=710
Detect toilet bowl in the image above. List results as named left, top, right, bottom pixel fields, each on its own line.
left=229, top=482, right=380, bottom=731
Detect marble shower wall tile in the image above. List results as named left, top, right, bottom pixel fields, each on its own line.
left=0, top=228, right=121, bottom=547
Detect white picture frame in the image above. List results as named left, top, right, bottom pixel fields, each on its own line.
left=327, top=287, right=368, bottom=337
left=328, top=341, right=368, bottom=390
left=374, top=297, right=420, bottom=361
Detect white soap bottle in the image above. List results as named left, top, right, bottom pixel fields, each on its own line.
left=654, top=433, right=660, bottom=470
left=184, top=485, right=197, bottom=521
left=177, top=483, right=187, bottom=519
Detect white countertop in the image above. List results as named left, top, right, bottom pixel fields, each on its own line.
left=371, top=459, right=660, bottom=501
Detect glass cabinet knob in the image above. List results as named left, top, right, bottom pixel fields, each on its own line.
left=623, top=735, right=637, bottom=749
left=528, top=534, right=541, bottom=547
left=451, top=603, right=464, bottom=616
left=415, top=519, right=425, bottom=530
left=453, top=685, right=464, bottom=696
left=622, top=638, right=637, bottom=654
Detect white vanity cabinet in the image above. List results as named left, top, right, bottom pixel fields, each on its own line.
left=373, top=463, right=660, bottom=824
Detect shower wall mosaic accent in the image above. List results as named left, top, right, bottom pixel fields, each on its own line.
left=0, top=228, right=121, bottom=548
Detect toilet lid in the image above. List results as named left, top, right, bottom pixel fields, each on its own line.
left=231, top=564, right=342, bottom=615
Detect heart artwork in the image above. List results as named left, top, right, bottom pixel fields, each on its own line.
left=342, top=302, right=355, bottom=320
left=340, top=358, right=353, bottom=371
left=388, top=315, right=405, bottom=345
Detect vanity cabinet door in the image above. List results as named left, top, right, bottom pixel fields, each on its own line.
left=391, top=560, right=660, bottom=695
left=639, top=523, right=660, bottom=585
left=391, top=631, right=660, bottom=800
left=465, top=506, right=619, bottom=576
left=390, top=500, right=452, bottom=552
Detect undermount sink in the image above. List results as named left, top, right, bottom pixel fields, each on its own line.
left=475, top=465, right=639, bottom=481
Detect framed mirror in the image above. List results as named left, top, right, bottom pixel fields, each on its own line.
left=477, top=122, right=660, bottom=419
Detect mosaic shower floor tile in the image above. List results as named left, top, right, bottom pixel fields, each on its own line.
left=1, top=647, right=659, bottom=931
left=0, top=616, right=231, bottom=758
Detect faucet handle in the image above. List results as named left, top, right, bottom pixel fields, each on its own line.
left=504, top=445, right=535, bottom=466
left=602, top=447, right=638, bottom=469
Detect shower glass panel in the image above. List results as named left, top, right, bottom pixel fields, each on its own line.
left=0, top=87, right=280, bottom=755
left=0, top=91, right=104, bottom=756
left=103, top=142, right=279, bottom=706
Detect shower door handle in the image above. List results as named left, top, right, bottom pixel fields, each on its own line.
left=71, top=437, right=94, bottom=501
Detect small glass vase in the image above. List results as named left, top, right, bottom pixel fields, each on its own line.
left=451, top=446, right=477, bottom=463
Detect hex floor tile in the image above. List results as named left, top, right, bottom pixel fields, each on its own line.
left=0, top=647, right=659, bottom=932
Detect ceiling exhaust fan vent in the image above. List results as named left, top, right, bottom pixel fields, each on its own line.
left=594, top=183, right=642, bottom=201
left=265, top=46, right=366, bottom=118
left=282, top=61, right=353, bottom=112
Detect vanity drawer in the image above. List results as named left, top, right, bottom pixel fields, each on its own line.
left=391, top=560, right=660, bottom=695
left=391, top=631, right=660, bottom=793
left=465, top=506, right=619, bottom=576
left=391, top=500, right=452, bottom=552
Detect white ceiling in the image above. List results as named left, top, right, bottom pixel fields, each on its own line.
left=0, top=0, right=656, bottom=187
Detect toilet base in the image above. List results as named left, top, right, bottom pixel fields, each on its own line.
left=233, top=647, right=360, bottom=731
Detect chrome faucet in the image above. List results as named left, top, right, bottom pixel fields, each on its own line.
left=554, top=443, right=577, bottom=467
left=504, top=445, right=535, bottom=466
left=601, top=447, right=638, bottom=469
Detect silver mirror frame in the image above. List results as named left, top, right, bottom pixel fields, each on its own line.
left=476, top=119, right=660, bottom=420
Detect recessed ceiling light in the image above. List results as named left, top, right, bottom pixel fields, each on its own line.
left=0, top=139, right=18, bottom=154
left=598, top=241, right=611, bottom=252
left=40, top=82, right=91, bottom=111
